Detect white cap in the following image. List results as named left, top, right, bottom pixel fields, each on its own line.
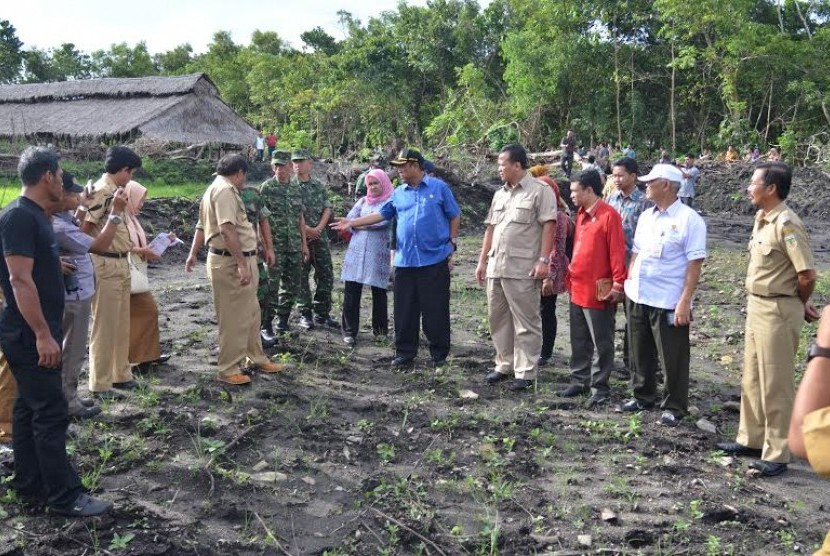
left=638, top=163, right=684, bottom=183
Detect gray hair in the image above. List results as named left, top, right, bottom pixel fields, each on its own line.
left=668, top=180, right=681, bottom=193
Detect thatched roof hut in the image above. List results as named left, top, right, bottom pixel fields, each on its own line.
left=0, top=74, right=257, bottom=146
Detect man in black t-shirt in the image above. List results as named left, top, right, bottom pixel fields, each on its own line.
left=560, top=129, right=577, bottom=178
left=0, top=147, right=111, bottom=517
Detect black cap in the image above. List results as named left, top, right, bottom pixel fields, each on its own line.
left=62, top=171, right=83, bottom=193
left=390, top=148, right=425, bottom=167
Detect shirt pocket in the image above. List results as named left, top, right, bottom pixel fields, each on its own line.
left=489, top=199, right=507, bottom=225
left=510, top=200, right=535, bottom=224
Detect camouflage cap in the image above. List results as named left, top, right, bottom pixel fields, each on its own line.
left=271, top=150, right=291, bottom=166
left=291, top=148, right=312, bottom=161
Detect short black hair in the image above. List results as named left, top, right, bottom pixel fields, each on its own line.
left=756, top=162, right=792, bottom=200
left=18, top=146, right=60, bottom=187
left=612, top=157, right=639, bottom=175
left=104, top=146, right=142, bottom=174
left=574, top=169, right=603, bottom=196
left=499, top=143, right=529, bottom=169
left=685, top=153, right=696, bottom=159
left=216, top=154, right=249, bottom=177
left=588, top=154, right=596, bottom=163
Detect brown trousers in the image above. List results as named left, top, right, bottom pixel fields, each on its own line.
left=487, top=277, right=542, bottom=380
left=88, top=256, right=133, bottom=392
left=129, top=292, right=161, bottom=365
left=0, top=351, right=14, bottom=442
left=207, top=254, right=268, bottom=378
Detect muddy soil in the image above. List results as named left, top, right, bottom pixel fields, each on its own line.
left=0, top=161, right=829, bottom=555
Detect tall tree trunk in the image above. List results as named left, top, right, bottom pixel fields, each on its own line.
left=614, top=37, right=622, bottom=148
left=670, top=42, right=676, bottom=154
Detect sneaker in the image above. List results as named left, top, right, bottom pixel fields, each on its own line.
left=298, top=313, right=315, bottom=330
left=314, top=314, right=339, bottom=328
left=617, top=399, right=654, bottom=412
left=659, top=411, right=681, bottom=427
left=51, top=493, right=113, bottom=517
left=218, top=373, right=252, bottom=386
left=254, top=361, right=291, bottom=374
left=584, top=394, right=609, bottom=409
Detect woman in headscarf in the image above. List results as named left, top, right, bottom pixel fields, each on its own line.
left=124, top=181, right=169, bottom=370
left=340, top=169, right=395, bottom=345
left=536, top=175, right=572, bottom=367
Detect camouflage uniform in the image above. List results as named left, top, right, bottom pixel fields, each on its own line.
left=259, top=176, right=305, bottom=326
left=240, top=185, right=271, bottom=304
left=296, top=175, right=334, bottom=318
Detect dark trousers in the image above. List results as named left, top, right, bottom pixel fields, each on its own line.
left=6, top=353, right=83, bottom=508
left=341, top=281, right=388, bottom=338
left=540, top=294, right=558, bottom=359
left=568, top=302, right=614, bottom=397
left=680, top=197, right=694, bottom=208
left=393, top=260, right=451, bottom=361
left=561, top=153, right=574, bottom=178
left=626, top=298, right=690, bottom=416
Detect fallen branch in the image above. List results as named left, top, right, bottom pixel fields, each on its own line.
left=254, top=512, right=291, bottom=555
left=204, top=422, right=264, bottom=470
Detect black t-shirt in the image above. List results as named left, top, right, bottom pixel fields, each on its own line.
left=0, top=197, right=64, bottom=352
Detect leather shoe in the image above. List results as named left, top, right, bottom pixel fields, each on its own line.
left=536, top=355, right=550, bottom=367
left=431, top=357, right=447, bottom=368
left=314, top=314, right=339, bottom=328
left=218, top=373, right=252, bottom=386
left=391, top=356, right=414, bottom=369
left=112, top=380, right=138, bottom=390
left=749, top=460, right=787, bottom=477
left=78, top=397, right=95, bottom=408
left=559, top=384, right=589, bottom=397
left=275, top=317, right=289, bottom=333
left=343, top=336, right=356, bottom=346
left=485, top=371, right=509, bottom=384
left=51, top=493, right=113, bottom=517
left=584, top=394, right=609, bottom=409
left=659, top=411, right=681, bottom=427
left=157, top=353, right=172, bottom=364
left=716, top=442, right=762, bottom=457
left=509, top=378, right=534, bottom=391
left=93, top=390, right=126, bottom=401
left=70, top=405, right=102, bottom=419
left=260, top=329, right=277, bottom=348
left=617, top=399, right=654, bottom=412
left=255, top=361, right=291, bottom=374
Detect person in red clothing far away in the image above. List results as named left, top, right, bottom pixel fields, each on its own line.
left=560, top=169, right=627, bottom=409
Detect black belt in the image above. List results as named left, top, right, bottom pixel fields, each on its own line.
left=208, top=247, right=256, bottom=257
left=98, top=252, right=129, bottom=259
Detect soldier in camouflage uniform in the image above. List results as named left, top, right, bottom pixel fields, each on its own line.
left=240, top=184, right=277, bottom=346
left=259, top=151, right=309, bottom=335
left=293, top=149, right=337, bottom=329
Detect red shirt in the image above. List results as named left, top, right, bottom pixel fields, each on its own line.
left=567, top=200, right=627, bottom=309
left=265, top=133, right=277, bottom=148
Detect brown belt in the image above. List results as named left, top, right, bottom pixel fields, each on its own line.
left=98, top=252, right=129, bottom=259
left=208, top=247, right=256, bottom=257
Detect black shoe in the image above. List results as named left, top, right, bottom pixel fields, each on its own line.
left=298, top=313, right=315, bottom=330
left=613, top=367, right=631, bottom=379
left=51, top=493, right=113, bottom=517
left=559, top=384, right=589, bottom=397
left=275, top=317, right=289, bottom=333
left=93, top=390, right=126, bottom=401
left=69, top=405, right=102, bottom=419
left=716, top=442, right=762, bottom=457
left=485, top=371, right=510, bottom=384
left=112, top=380, right=138, bottom=390
left=391, top=356, right=415, bottom=369
left=157, top=353, right=172, bottom=364
left=659, top=411, right=681, bottom=427
left=343, top=336, right=356, bottom=346
left=585, top=394, right=609, bottom=409
left=431, top=358, right=447, bottom=368
left=749, top=460, right=787, bottom=477
left=509, top=379, right=534, bottom=391
left=617, top=399, right=654, bottom=412
left=314, top=314, right=339, bottom=328
left=537, top=355, right=550, bottom=367
left=260, top=329, right=277, bottom=348
left=78, top=397, right=95, bottom=408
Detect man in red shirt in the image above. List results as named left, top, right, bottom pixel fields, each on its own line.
left=265, top=131, right=277, bottom=158
left=561, top=170, right=627, bottom=407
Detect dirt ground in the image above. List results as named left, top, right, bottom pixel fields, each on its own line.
left=1, top=161, right=829, bottom=555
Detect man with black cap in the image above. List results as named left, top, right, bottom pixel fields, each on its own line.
left=332, top=148, right=460, bottom=368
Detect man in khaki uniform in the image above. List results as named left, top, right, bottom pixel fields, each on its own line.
left=185, top=154, right=289, bottom=385
left=718, top=162, right=818, bottom=476
left=0, top=290, right=12, bottom=442
left=81, top=146, right=141, bottom=399
left=475, top=144, right=556, bottom=391
left=789, top=304, right=830, bottom=556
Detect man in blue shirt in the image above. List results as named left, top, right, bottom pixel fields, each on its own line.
left=332, top=149, right=460, bottom=368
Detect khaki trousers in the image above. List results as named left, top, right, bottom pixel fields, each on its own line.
left=129, top=292, right=161, bottom=365
left=0, top=351, right=15, bottom=442
left=88, top=257, right=133, bottom=392
left=737, top=295, right=803, bottom=463
left=487, top=277, right=542, bottom=380
left=207, top=254, right=268, bottom=378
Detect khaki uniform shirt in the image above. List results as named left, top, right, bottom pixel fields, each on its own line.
left=746, top=202, right=814, bottom=297
left=803, top=407, right=830, bottom=556
left=86, top=173, right=132, bottom=253
left=485, top=173, right=556, bottom=279
left=196, top=175, right=257, bottom=252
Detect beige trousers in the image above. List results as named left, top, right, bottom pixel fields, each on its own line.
left=737, top=295, right=803, bottom=463
left=88, top=257, right=133, bottom=392
left=487, top=277, right=542, bottom=380
left=207, top=254, right=268, bottom=378
left=0, top=351, right=15, bottom=442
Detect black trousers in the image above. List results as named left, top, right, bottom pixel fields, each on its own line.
left=341, top=281, right=388, bottom=338
left=4, top=346, right=83, bottom=508
left=393, top=260, right=451, bottom=361
left=626, top=298, right=690, bottom=416
left=561, top=153, right=574, bottom=178
left=539, top=294, right=558, bottom=359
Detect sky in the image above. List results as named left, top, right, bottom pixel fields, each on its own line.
left=5, top=0, right=490, bottom=55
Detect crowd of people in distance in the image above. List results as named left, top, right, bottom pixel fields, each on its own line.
left=0, top=139, right=828, bottom=556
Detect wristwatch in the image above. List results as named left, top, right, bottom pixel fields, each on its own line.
left=108, top=213, right=123, bottom=225
left=807, top=342, right=830, bottom=363
left=538, top=256, right=550, bottom=265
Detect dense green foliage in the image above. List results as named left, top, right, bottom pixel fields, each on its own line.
left=2, top=1, right=830, bottom=159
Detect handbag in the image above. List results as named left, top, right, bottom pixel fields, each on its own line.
left=129, top=254, right=150, bottom=294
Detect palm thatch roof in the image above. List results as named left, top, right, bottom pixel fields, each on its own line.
left=0, top=74, right=257, bottom=146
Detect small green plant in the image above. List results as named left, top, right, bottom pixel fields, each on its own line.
left=376, top=443, right=395, bottom=463
left=624, top=412, right=642, bottom=440
left=108, top=532, right=135, bottom=551
left=689, top=499, right=705, bottom=520
left=705, top=535, right=721, bottom=556
left=357, top=419, right=374, bottom=434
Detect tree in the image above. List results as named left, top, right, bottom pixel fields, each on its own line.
left=91, top=42, right=157, bottom=78
left=0, top=19, right=23, bottom=83
left=154, top=44, right=193, bottom=75
left=301, top=27, right=339, bottom=55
